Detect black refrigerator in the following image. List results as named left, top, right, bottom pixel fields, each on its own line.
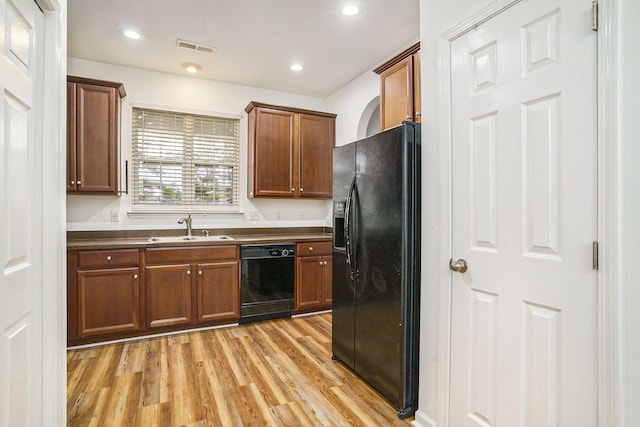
left=332, top=122, right=420, bottom=419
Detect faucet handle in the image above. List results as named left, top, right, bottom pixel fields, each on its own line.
left=202, top=230, right=210, bottom=237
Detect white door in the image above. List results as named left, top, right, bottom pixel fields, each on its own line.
left=449, top=0, right=597, bottom=425
left=0, top=0, right=45, bottom=425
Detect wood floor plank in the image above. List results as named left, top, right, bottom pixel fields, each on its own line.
left=67, top=313, right=414, bottom=426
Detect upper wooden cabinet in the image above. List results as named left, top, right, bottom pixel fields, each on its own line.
left=67, top=76, right=126, bottom=194
left=245, top=102, right=336, bottom=199
left=374, top=42, right=421, bottom=131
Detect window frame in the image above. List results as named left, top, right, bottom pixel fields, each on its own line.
left=129, top=104, right=242, bottom=214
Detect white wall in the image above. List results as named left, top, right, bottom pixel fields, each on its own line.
left=67, top=57, right=334, bottom=231
left=324, top=69, right=379, bottom=146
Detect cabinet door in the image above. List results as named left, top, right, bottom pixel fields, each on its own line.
left=77, top=267, right=140, bottom=337
left=75, top=83, right=118, bottom=193
left=146, top=264, right=192, bottom=328
left=412, top=51, right=421, bottom=124
left=67, top=82, right=77, bottom=192
left=298, top=114, right=334, bottom=199
left=252, top=108, right=295, bottom=197
left=296, top=255, right=324, bottom=310
left=197, top=261, right=239, bottom=322
left=323, top=256, right=332, bottom=305
left=379, top=55, right=414, bottom=131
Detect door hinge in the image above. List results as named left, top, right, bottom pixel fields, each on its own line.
left=592, top=1, right=599, bottom=32
left=593, top=241, right=599, bottom=270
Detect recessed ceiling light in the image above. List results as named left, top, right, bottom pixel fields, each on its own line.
left=183, top=63, right=202, bottom=73
left=122, top=29, right=141, bottom=40
left=290, top=64, right=303, bottom=71
left=343, top=4, right=359, bottom=16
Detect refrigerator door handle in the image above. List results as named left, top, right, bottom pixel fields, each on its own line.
left=344, top=175, right=356, bottom=280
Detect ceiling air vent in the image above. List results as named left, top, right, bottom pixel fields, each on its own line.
left=176, top=39, right=217, bottom=54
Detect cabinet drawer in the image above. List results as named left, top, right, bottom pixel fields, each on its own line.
left=78, top=249, right=139, bottom=268
left=296, top=241, right=332, bottom=257
left=145, top=245, right=238, bottom=264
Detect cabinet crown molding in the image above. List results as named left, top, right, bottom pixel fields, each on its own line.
left=373, top=41, right=421, bottom=75
left=245, top=101, right=337, bottom=118
left=68, top=75, right=126, bottom=98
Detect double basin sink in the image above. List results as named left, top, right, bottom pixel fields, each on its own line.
left=147, top=235, right=234, bottom=243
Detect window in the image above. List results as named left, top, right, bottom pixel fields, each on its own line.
left=131, top=107, right=240, bottom=211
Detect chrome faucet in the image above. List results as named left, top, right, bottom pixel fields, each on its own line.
left=178, top=212, right=193, bottom=237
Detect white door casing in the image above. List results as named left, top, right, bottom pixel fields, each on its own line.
left=449, top=0, right=597, bottom=425
left=0, top=0, right=45, bottom=425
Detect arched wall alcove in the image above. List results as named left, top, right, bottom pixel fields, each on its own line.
left=356, top=96, right=380, bottom=139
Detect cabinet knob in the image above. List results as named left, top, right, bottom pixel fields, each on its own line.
left=405, top=115, right=411, bottom=120
left=325, top=261, right=328, bottom=265
left=70, top=180, right=75, bottom=185
left=198, top=271, right=202, bottom=275
left=309, top=246, right=314, bottom=252
left=300, top=188, right=304, bottom=192
left=106, top=255, right=112, bottom=261
left=319, top=261, right=324, bottom=266
left=416, top=112, right=422, bottom=116
left=291, top=188, right=295, bottom=192
left=187, top=270, right=191, bottom=275
left=133, top=274, right=138, bottom=279
left=76, top=180, right=82, bottom=185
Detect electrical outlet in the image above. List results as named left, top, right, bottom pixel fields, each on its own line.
left=249, top=211, right=259, bottom=221
left=110, top=210, right=120, bottom=222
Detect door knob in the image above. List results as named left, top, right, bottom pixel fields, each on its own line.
left=449, top=258, right=468, bottom=273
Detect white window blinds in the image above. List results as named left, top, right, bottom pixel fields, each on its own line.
left=131, top=107, right=240, bottom=210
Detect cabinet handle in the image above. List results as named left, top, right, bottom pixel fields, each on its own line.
left=198, top=271, right=202, bottom=275
left=416, top=112, right=422, bottom=116
left=106, top=256, right=112, bottom=261
left=187, top=270, right=191, bottom=275
left=133, top=274, right=138, bottom=279
left=309, top=246, right=314, bottom=252
left=405, top=115, right=411, bottom=120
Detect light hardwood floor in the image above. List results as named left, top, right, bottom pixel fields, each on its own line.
left=67, top=313, right=415, bottom=426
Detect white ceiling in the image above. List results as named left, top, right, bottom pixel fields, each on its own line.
left=67, top=0, right=420, bottom=98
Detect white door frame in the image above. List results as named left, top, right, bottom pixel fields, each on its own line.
left=430, top=0, right=619, bottom=426
left=36, top=0, right=66, bottom=425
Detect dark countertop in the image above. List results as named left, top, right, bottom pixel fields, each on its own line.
left=67, top=227, right=332, bottom=250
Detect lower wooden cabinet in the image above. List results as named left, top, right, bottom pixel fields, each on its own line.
left=144, top=245, right=239, bottom=329
left=197, top=261, right=240, bottom=322
left=146, top=263, right=193, bottom=328
left=68, top=245, right=240, bottom=346
left=68, top=249, right=141, bottom=342
left=295, top=241, right=332, bottom=313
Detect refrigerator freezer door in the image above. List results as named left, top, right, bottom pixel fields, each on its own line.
left=332, top=143, right=356, bottom=369
left=353, top=126, right=405, bottom=406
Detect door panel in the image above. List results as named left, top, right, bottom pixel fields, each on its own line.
left=354, top=128, right=404, bottom=405
left=253, top=108, right=295, bottom=197
left=298, top=113, right=334, bottom=198
left=449, top=0, right=597, bottom=425
left=0, top=0, right=44, bottom=425
left=331, top=143, right=356, bottom=368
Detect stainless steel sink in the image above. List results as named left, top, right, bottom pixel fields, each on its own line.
left=147, top=235, right=234, bottom=242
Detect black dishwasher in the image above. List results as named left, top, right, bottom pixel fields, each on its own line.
left=240, top=243, right=295, bottom=324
